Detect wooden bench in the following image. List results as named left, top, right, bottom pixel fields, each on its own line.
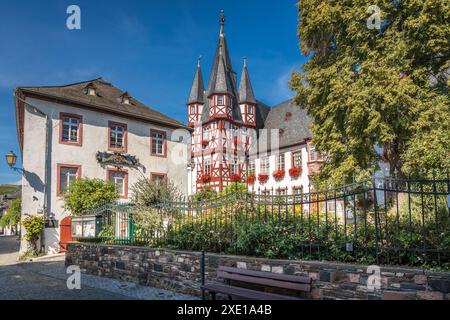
left=201, top=266, right=312, bottom=300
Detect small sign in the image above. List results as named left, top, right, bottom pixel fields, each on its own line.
left=96, top=151, right=139, bottom=169
left=346, top=243, right=354, bottom=252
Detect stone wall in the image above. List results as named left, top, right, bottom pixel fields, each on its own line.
left=66, top=242, right=450, bottom=300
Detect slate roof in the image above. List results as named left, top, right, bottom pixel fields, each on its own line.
left=238, top=62, right=256, bottom=104
left=187, top=64, right=205, bottom=104
left=263, top=100, right=312, bottom=148
left=18, top=78, right=188, bottom=129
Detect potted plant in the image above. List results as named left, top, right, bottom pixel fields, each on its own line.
left=230, top=173, right=242, bottom=182
left=247, top=174, right=256, bottom=184
left=272, top=169, right=286, bottom=181
left=258, top=173, right=269, bottom=183
left=199, top=174, right=211, bottom=184
left=289, top=167, right=302, bottom=178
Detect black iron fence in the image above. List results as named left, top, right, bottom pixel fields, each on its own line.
left=83, top=176, right=450, bottom=269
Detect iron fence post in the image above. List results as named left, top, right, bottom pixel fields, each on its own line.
left=201, top=250, right=206, bottom=300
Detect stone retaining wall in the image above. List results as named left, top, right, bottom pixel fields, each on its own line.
left=66, top=242, right=450, bottom=300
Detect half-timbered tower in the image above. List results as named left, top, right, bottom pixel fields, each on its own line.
left=187, top=11, right=262, bottom=192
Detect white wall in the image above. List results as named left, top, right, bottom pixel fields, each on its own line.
left=249, top=146, right=310, bottom=194
left=21, top=97, right=189, bottom=254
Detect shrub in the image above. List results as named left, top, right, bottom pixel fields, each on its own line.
left=192, top=187, right=217, bottom=202
left=132, top=178, right=181, bottom=207
left=22, top=215, right=45, bottom=254
left=63, top=178, right=119, bottom=216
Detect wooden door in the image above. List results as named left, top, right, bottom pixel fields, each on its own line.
left=59, top=216, right=72, bottom=253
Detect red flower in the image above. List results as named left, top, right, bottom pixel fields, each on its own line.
left=201, top=140, right=209, bottom=146
left=289, top=167, right=302, bottom=178
left=272, top=169, right=285, bottom=180
left=258, top=173, right=269, bottom=183
left=199, top=174, right=211, bottom=183
left=247, top=174, right=256, bottom=184
left=230, top=173, right=241, bottom=182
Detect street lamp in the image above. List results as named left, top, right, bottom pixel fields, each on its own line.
left=5, top=151, right=17, bottom=168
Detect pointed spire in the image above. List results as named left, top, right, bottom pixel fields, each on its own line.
left=239, top=57, right=256, bottom=104
left=187, top=56, right=205, bottom=104
left=207, top=10, right=236, bottom=97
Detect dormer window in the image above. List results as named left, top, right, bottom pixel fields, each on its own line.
left=84, top=83, right=97, bottom=96
left=217, top=95, right=224, bottom=106
left=120, top=92, right=131, bottom=105
left=88, top=87, right=96, bottom=96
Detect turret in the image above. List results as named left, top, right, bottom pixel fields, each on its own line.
left=187, top=57, right=205, bottom=127
left=238, top=58, right=257, bottom=126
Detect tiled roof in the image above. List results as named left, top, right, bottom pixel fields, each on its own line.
left=19, top=78, right=188, bottom=129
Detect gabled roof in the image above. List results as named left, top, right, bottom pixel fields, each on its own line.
left=17, top=78, right=187, bottom=129
left=187, top=64, right=205, bottom=104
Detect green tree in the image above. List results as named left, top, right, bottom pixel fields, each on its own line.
left=63, top=178, right=119, bottom=216
left=291, top=0, right=449, bottom=185
left=0, top=198, right=21, bottom=230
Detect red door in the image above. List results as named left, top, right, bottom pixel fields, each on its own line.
left=59, top=217, right=72, bottom=253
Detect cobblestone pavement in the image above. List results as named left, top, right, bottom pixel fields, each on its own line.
left=0, top=237, right=197, bottom=300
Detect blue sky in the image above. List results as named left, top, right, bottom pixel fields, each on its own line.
left=0, top=0, right=307, bottom=184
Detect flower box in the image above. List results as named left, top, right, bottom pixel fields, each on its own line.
left=289, top=167, right=302, bottom=178
left=247, top=174, right=256, bottom=184
left=230, top=173, right=242, bottom=182
left=199, top=174, right=211, bottom=183
left=201, top=140, right=209, bottom=146
left=273, top=169, right=285, bottom=180
left=258, top=173, right=269, bottom=183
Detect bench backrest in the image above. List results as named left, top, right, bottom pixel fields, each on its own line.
left=217, top=266, right=312, bottom=292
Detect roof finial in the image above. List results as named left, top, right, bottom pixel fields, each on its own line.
left=220, top=10, right=225, bottom=36
left=243, top=56, right=247, bottom=67
left=197, top=55, right=202, bottom=67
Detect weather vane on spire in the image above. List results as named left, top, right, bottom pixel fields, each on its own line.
left=220, top=10, right=225, bottom=36
left=220, top=10, right=225, bottom=26
left=197, top=55, right=202, bottom=67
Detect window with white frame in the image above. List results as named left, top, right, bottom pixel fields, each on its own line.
left=230, top=159, right=238, bottom=174
left=260, top=157, right=270, bottom=173
left=151, top=130, right=166, bottom=156
left=276, top=188, right=287, bottom=196
left=309, top=144, right=316, bottom=161
left=248, top=160, right=255, bottom=175
left=203, top=127, right=210, bottom=140
left=190, top=105, right=196, bottom=114
left=292, top=151, right=302, bottom=168
left=109, top=123, right=125, bottom=149
left=327, top=201, right=336, bottom=213
left=217, top=95, right=224, bottom=105
left=108, top=171, right=127, bottom=197
left=247, top=105, right=253, bottom=115
left=204, top=159, right=211, bottom=175
left=61, top=115, right=81, bottom=143
left=277, top=154, right=285, bottom=170
left=58, top=166, right=79, bottom=194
